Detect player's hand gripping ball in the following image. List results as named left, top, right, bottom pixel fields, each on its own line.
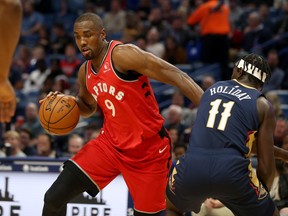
left=39, top=94, right=80, bottom=135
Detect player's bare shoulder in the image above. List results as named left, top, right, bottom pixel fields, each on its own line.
left=112, top=43, right=145, bottom=72
left=257, top=96, right=275, bottom=125
left=113, top=43, right=143, bottom=59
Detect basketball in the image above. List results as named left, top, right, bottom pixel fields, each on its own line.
left=39, top=94, right=80, bottom=135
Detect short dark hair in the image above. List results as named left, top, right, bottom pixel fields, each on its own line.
left=18, top=128, right=33, bottom=139
left=38, top=133, right=54, bottom=149
left=74, top=12, right=103, bottom=30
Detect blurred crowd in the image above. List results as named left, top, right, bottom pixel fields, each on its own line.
left=1, top=0, right=288, bottom=214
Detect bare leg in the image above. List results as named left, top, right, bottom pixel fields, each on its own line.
left=0, top=0, right=22, bottom=122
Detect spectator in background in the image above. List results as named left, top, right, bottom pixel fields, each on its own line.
left=146, top=27, right=165, bottom=58
left=262, top=50, right=285, bottom=93
left=21, top=0, right=44, bottom=47
left=258, top=3, right=274, bottom=29
left=82, top=123, right=101, bottom=142
left=18, top=128, right=36, bottom=156
left=89, top=129, right=101, bottom=141
left=50, top=22, right=73, bottom=55
left=35, top=133, right=58, bottom=158
left=177, top=0, right=190, bottom=18
left=121, top=11, right=143, bottom=44
left=29, top=45, right=47, bottom=73
left=266, top=91, right=284, bottom=118
left=41, top=58, right=64, bottom=97
left=162, top=91, right=196, bottom=127
left=23, top=58, right=51, bottom=94
left=13, top=45, right=32, bottom=76
left=60, top=43, right=81, bottom=78
left=270, top=159, right=288, bottom=211
left=103, top=0, right=126, bottom=39
left=229, top=0, right=244, bottom=28
left=274, top=117, right=288, bottom=148
left=187, top=0, right=231, bottom=80
left=200, top=75, right=216, bottom=91
left=53, top=0, right=77, bottom=34
left=242, top=11, right=274, bottom=55
left=168, top=128, right=187, bottom=175
left=3, top=130, right=27, bottom=157
left=168, top=127, right=180, bottom=150
left=163, top=36, right=187, bottom=64
left=21, top=102, right=44, bottom=137
left=273, top=1, right=288, bottom=71
left=62, top=134, right=84, bottom=158
left=273, top=1, right=288, bottom=36
left=37, top=26, right=51, bottom=53
left=135, top=36, right=147, bottom=51
left=173, top=143, right=187, bottom=161
left=136, top=0, right=152, bottom=21
left=146, top=7, right=170, bottom=41
left=51, top=75, right=70, bottom=95
left=167, top=14, right=192, bottom=48
left=158, top=0, right=174, bottom=24
left=164, top=104, right=189, bottom=143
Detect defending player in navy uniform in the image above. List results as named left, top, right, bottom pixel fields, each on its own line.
left=166, top=53, right=280, bottom=216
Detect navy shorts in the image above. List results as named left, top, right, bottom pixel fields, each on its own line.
left=166, top=147, right=276, bottom=216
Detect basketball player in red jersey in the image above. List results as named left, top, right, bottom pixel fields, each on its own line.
left=41, top=12, right=203, bottom=216
left=0, top=0, right=22, bottom=123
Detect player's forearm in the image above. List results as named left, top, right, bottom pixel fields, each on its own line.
left=257, top=163, right=275, bottom=191
left=273, top=145, right=288, bottom=162
left=257, top=173, right=274, bottom=191
left=178, top=73, right=204, bottom=106
left=0, top=0, right=22, bottom=80
left=76, top=96, right=97, bottom=118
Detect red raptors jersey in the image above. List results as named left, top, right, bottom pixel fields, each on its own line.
left=86, top=41, right=164, bottom=150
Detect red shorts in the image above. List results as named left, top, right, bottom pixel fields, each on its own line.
left=71, top=130, right=171, bottom=213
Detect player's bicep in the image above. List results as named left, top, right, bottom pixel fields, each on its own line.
left=256, top=97, right=276, bottom=170
left=114, top=44, right=185, bottom=86
left=113, top=44, right=203, bottom=106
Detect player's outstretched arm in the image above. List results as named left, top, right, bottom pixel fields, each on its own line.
left=112, top=44, right=204, bottom=106
left=0, top=0, right=22, bottom=123
left=76, top=63, right=97, bottom=118
left=273, top=146, right=288, bottom=163
left=256, top=96, right=276, bottom=191
left=252, top=144, right=288, bottom=164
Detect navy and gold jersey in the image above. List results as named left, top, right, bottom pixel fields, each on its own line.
left=189, top=79, right=263, bottom=156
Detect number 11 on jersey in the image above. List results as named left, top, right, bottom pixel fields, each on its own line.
left=206, top=99, right=235, bottom=131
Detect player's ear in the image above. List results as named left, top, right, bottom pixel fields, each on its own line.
left=100, top=28, right=106, bottom=41
left=236, top=67, right=244, bottom=78
left=231, top=67, right=241, bottom=79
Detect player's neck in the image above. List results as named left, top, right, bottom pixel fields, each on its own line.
left=92, top=41, right=109, bottom=71
left=234, top=79, right=259, bottom=90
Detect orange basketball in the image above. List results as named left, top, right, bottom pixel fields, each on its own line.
left=39, top=94, right=80, bottom=135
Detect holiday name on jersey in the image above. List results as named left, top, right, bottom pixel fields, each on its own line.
left=91, top=82, right=125, bottom=101
left=209, top=85, right=251, bottom=101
